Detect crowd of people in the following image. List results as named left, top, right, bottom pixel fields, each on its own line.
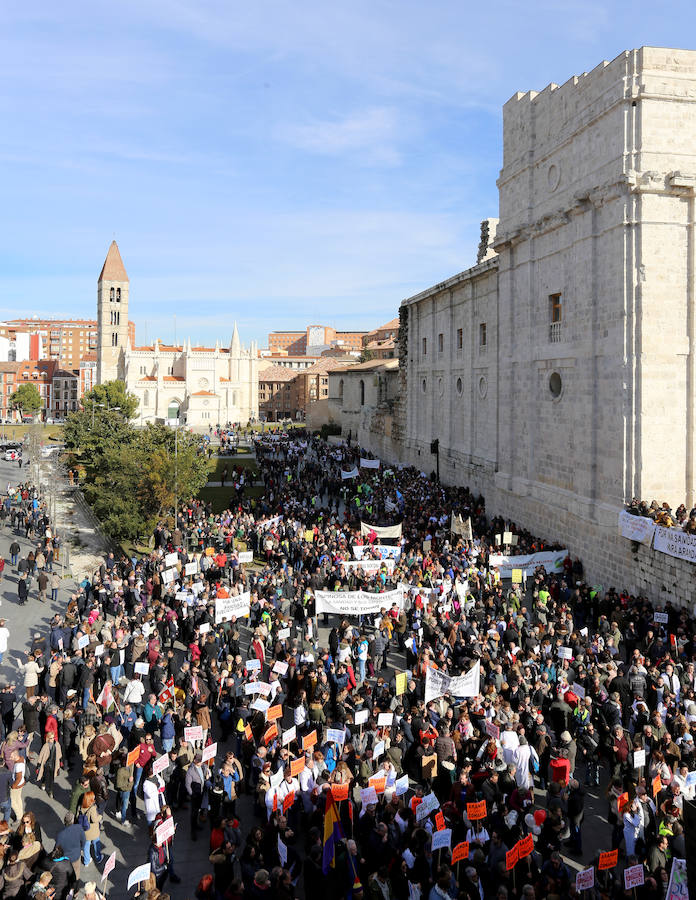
left=0, top=431, right=692, bottom=900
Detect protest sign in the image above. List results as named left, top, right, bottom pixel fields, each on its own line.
left=484, top=721, right=500, bottom=740
left=575, top=868, right=594, bottom=891
left=77, top=634, right=90, bottom=650
left=361, top=786, right=378, bottom=806
left=451, top=842, right=469, bottom=865
left=633, top=748, right=646, bottom=769
left=302, top=731, right=318, bottom=750
left=466, top=800, right=486, bottom=821
left=202, top=742, right=217, bottom=762
left=277, top=836, right=287, bottom=867
left=266, top=705, right=283, bottom=721
left=128, top=863, right=151, bottom=891
left=153, top=754, right=169, bottom=776
left=282, top=791, right=295, bottom=813
left=665, top=858, right=687, bottom=900
left=126, top=747, right=140, bottom=767
left=598, top=849, right=618, bottom=870
left=101, top=851, right=116, bottom=883
left=517, top=833, right=534, bottom=858
left=155, top=817, right=176, bottom=846
left=199, top=623, right=210, bottom=635
left=273, top=660, right=289, bottom=675
left=377, top=712, right=393, bottom=727
left=314, top=587, right=404, bottom=616
left=238, top=551, right=253, bottom=563
left=432, top=829, right=452, bottom=852
left=354, top=709, right=369, bottom=726
left=327, top=727, right=346, bottom=745
left=331, top=783, right=350, bottom=802
left=395, top=672, right=408, bottom=696
left=282, top=726, right=296, bottom=746
left=488, top=549, right=567, bottom=579
left=184, top=561, right=198, bottom=576
left=134, top=662, right=149, bottom=675
left=623, top=865, right=644, bottom=889
left=246, top=659, right=261, bottom=672
left=394, top=774, right=409, bottom=796
left=164, top=552, right=178, bottom=567
left=290, top=757, right=305, bottom=777
left=506, top=845, right=518, bottom=870
left=215, top=592, right=251, bottom=623
left=372, top=740, right=385, bottom=760
left=184, top=725, right=203, bottom=743
left=653, top=611, right=669, bottom=624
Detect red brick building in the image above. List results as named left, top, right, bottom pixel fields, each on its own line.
left=268, top=325, right=366, bottom=356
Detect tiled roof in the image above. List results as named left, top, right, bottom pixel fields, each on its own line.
left=259, top=365, right=296, bottom=382
left=162, top=376, right=184, bottom=382
left=191, top=390, right=217, bottom=397
left=98, top=240, right=129, bottom=283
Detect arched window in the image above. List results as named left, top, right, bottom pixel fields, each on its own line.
left=116, top=288, right=121, bottom=302
left=167, top=401, right=180, bottom=420
left=110, top=287, right=114, bottom=301
left=359, top=380, right=365, bottom=406
left=338, top=379, right=344, bottom=401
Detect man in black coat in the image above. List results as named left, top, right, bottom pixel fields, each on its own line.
left=55, top=812, right=86, bottom=880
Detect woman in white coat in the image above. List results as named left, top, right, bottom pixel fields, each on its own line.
left=623, top=800, right=642, bottom=856
left=512, top=735, right=537, bottom=790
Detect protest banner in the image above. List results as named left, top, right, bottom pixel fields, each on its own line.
left=314, top=587, right=404, bottom=616
left=484, top=720, right=500, bottom=740
left=237, top=551, right=253, bottom=563
left=451, top=842, right=469, bottom=865
left=425, top=661, right=480, bottom=703
left=339, top=557, right=396, bottom=575
left=360, top=520, right=402, bottom=538
left=282, top=791, right=295, bottom=813
left=263, top=724, right=278, bottom=745
left=517, top=833, right=534, bottom=858
left=369, top=776, right=386, bottom=794
left=618, top=510, right=656, bottom=546
left=654, top=525, right=696, bottom=564
left=290, top=757, right=305, bottom=777
left=184, top=725, right=203, bottom=743
left=488, top=549, right=567, bottom=579
left=266, top=705, right=283, bottom=721
left=506, top=845, right=518, bottom=870
left=352, top=545, right=402, bottom=562
left=665, top=858, right=687, bottom=900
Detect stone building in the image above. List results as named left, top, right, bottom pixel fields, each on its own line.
left=366, top=47, right=696, bottom=602
left=95, top=242, right=259, bottom=426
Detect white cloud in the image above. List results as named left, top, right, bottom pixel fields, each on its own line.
left=277, top=107, right=402, bottom=164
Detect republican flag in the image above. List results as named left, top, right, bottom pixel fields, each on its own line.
left=96, top=682, right=113, bottom=710
left=159, top=677, right=175, bottom=704
left=322, top=790, right=343, bottom=874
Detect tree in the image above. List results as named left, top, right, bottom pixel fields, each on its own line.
left=9, top=383, right=42, bottom=414
left=82, top=380, right=139, bottom=420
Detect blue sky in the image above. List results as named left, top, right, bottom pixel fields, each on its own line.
left=0, top=1, right=693, bottom=346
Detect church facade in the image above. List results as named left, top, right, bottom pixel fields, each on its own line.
left=96, top=242, right=259, bottom=426
left=357, top=47, right=696, bottom=600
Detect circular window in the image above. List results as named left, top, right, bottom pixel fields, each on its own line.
left=198, top=377, right=209, bottom=389
left=456, top=377, right=463, bottom=395
left=549, top=372, right=562, bottom=398
left=421, top=378, right=427, bottom=393
left=437, top=377, right=444, bottom=396
left=478, top=376, right=488, bottom=399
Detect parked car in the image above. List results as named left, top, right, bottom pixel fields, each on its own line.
left=4, top=449, right=19, bottom=461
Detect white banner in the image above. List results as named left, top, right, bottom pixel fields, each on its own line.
left=341, top=467, right=359, bottom=480
left=618, top=510, right=656, bottom=546
left=237, top=551, right=253, bottom=564
left=339, top=558, right=396, bottom=575
left=451, top=513, right=473, bottom=540
left=314, top=587, right=404, bottom=616
left=360, top=457, right=380, bottom=469
left=424, top=660, right=480, bottom=703
left=360, top=522, right=403, bottom=540
left=353, top=544, right=401, bottom=561
left=653, top=525, right=696, bottom=564
left=215, top=592, right=251, bottom=623
left=259, top=515, right=283, bottom=532
left=488, top=549, right=567, bottom=579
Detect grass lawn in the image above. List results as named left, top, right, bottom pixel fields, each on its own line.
left=198, top=483, right=264, bottom=513
left=0, top=424, right=64, bottom=442
left=204, top=456, right=259, bottom=480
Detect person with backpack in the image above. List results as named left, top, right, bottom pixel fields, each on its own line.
left=78, top=791, right=103, bottom=868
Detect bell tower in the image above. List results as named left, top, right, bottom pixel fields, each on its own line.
left=97, top=240, right=129, bottom=384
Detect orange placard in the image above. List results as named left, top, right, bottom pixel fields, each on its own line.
left=652, top=774, right=662, bottom=797
left=205, top=547, right=215, bottom=556
left=290, top=757, right=305, bottom=777
left=434, top=811, right=445, bottom=831
left=598, top=849, right=618, bottom=871
left=466, top=800, right=487, bottom=821
left=451, top=842, right=469, bottom=865
left=331, top=783, right=350, bottom=802
left=127, top=747, right=140, bottom=767
left=517, top=833, right=533, bottom=859
left=244, top=724, right=253, bottom=741
left=506, top=845, right=518, bottom=870
left=302, top=730, right=317, bottom=751
left=617, top=791, right=629, bottom=814
left=369, top=776, right=387, bottom=795
left=272, top=792, right=278, bottom=811
left=282, top=791, right=295, bottom=813
left=267, top=705, right=283, bottom=722
left=263, top=724, right=278, bottom=745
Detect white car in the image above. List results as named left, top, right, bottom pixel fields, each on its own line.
left=4, top=450, right=19, bottom=461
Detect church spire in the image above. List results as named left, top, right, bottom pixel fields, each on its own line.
left=98, top=240, right=129, bottom=283
left=230, top=321, right=240, bottom=354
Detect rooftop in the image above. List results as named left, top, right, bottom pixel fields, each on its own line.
left=98, top=240, right=129, bottom=283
